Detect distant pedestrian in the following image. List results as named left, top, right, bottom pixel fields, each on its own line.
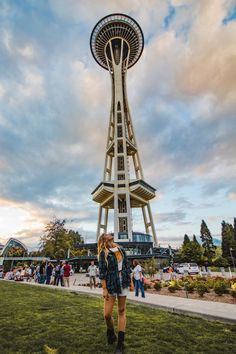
left=46, top=262, right=53, bottom=285
left=39, top=262, right=46, bottom=284
left=30, top=263, right=35, bottom=277
left=54, top=263, right=60, bottom=285
left=25, top=267, right=32, bottom=282
left=63, top=261, right=71, bottom=287
left=34, top=264, right=40, bottom=283
left=59, top=262, right=64, bottom=286
left=87, top=261, right=97, bottom=289
left=132, top=260, right=145, bottom=298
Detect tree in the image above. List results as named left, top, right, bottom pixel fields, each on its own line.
left=200, top=220, right=216, bottom=263
left=178, top=235, right=204, bottom=264
left=183, top=234, right=190, bottom=246
left=234, top=218, right=236, bottom=243
left=221, top=218, right=236, bottom=264
left=221, top=220, right=236, bottom=262
left=40, top=218, right=83, bottom=259
left=233, top=218, right=236, bottom=258
left=142, top=258, right=156, bottom=279
left=193, top=234, right=199, bottom=245
left=212, top=247, right=228, bottom=267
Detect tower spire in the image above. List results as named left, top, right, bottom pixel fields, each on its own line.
left=90, top=14, right=158, bottom=246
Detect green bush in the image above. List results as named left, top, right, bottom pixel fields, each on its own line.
left=205, top=278, right=215, bottom=289
left=196, top=276, right=207, bottom=282
left=230, top=290, right=236, bottom=299
left=162, top=281, right=168, bottom=287
left=177, top=279, right=184, bottom=287
left=196, top=283, right=208, bottom=297
left=154, top=282, right=162, bottom=291
left=214, top=282, right=228, bottom=296
left=169, top=280, right=182, bottom=290
left=168, top=285, right=176, bottom=293
left=143, top=283, right=151, bottom=290
left=184, top=282, right=195, bottom=293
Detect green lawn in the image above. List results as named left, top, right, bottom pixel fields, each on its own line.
left=0, top=281, right=236, bottom=354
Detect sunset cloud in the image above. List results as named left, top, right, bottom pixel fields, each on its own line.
left=0, top=0, right=235, bottom=248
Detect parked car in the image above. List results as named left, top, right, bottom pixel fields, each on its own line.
left=176, top=263, right=199, bottom=275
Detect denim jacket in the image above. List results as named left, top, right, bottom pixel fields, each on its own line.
left=98, top=247, right=131, bottom=294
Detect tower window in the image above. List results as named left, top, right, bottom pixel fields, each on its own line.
left=119, top=217, right=127, bottom=232
left=118, top=156, right=124, bottom=171
left=117, top=101, right=121, bottom=111
left=118, top=142, right=123, bottom=153
left=117, top=126, right=123, bottom=137
left=118, top=199, right=127, bottom=213
left=117, top=112, right=122, bottom=123
left=118, top=174, right=125, bottom=180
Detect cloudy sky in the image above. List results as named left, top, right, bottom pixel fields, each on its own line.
left=0, top=0, right=235, bottom=250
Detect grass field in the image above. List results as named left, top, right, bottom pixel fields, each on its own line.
left=0, top=281, right=236, bottom=354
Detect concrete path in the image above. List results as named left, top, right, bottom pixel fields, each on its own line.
left=6, top=280, right=236, bottom=325
left=70, top=285, right=236, bottom=324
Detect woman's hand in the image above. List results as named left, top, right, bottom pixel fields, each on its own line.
left=103, top=288, right=109, bottom=300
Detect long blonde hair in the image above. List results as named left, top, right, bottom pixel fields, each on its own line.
left=97, top=233, right=123, bottom=264
left=97, top=233, right=111, bottom=258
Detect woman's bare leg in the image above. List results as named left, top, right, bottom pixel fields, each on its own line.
left=104, top=296, right=116, bottom=329
left=117, top=296, right=126, bottom=332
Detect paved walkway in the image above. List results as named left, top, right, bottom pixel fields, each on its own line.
left=9, top=280, right=236, bottom=325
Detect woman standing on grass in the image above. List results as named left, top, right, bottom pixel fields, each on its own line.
left=98, top=233, right=131, bottom=354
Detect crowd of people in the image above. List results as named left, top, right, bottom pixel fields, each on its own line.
left=3, top=260, right=73, bottom=287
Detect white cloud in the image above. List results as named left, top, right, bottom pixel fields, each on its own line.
left=0, top=0, right=235, bottom=249
left=17, top=45, right=35, bottom=59
left=228, top=192, right=236, bottom=200
left=18, top=68, right=45, bottom=99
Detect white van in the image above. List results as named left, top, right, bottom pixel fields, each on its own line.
left=176, top=263, right=199, bottom=275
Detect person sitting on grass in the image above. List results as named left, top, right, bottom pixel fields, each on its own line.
left=98, top=233, right=131, bottom=354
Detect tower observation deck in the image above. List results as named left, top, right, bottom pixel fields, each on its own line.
left=90, top=14, right=158, bottom=246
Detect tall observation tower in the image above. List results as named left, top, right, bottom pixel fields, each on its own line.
left=90, top=14, right=158, bottom=246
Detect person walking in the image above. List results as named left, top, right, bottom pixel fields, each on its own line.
left=39, top=262, right=46, bottom=284
left=98, top=233, right=131, bottom=354
left=54, top=262, right=64, bottom=286
left=63, top=261, right=71, bottom=287
left=59, top=261, right=64, bottom=286
left=87, top=261, right=97, bottom=289
left=46, top=262, right=53, bottom=285
left=132, top=259, right=145, bottom=298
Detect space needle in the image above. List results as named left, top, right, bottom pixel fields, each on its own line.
left=90, top=14, right=158, bottom=246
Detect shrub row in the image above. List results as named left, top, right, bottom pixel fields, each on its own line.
left=143, top=276, right=236, bottom=299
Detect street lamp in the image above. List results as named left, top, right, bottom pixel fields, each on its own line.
left=229, top=247, right=235, bottom=271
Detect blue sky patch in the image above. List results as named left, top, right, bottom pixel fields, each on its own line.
left=164, top=5, right=176, bottom=28
left=223, top=5, right=236, bottom=25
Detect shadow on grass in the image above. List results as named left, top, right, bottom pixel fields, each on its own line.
left=0, top=281, right=236, bottom=354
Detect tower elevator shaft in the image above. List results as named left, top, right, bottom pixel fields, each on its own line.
left=91, top=36, right=157, bottom=245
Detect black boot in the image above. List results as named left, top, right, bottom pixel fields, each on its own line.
left=107, top=327, right=117, bottom=345
left=115, top=331, right=125, bottom=353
